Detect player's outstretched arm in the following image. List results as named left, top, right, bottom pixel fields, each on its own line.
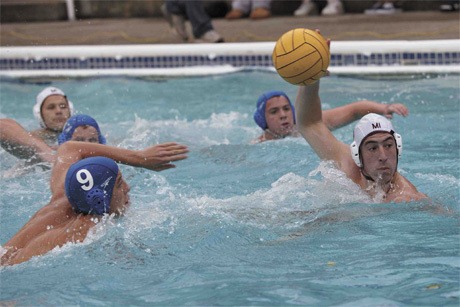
left=323, top=101, right=409, bottom=130
left=50, top=141, right=189, bottom=196
left=295, top=82, right=350, bottom=165
left=0, top=118, right=55, bottom=163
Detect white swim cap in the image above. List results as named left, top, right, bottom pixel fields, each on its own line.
left=350, top=113, right=402, bottom=167
left=33, top=86, right=75, bottom=128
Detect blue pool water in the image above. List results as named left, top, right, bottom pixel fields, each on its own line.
left=0, top=72, right=459, bottom=306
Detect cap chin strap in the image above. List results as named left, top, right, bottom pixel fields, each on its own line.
left=350, top=132, right=403, bottom=168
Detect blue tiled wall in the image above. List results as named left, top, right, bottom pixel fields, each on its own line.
left=1, top=52, right=459, bottom=70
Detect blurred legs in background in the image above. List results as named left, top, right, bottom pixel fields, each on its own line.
left=162, top=0, right=224, bottom=43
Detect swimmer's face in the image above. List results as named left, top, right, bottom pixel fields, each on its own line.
left=41, top=95, right=71, bottom=131
left=71, top=125, right=99, bottom=143
left=109, top=171, right=131, bottom=216
left=265, top=96, right=295, bottom=138
left=360, top=132, right=398, bottom=183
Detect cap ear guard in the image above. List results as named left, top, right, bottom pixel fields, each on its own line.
left=394, top=132, right=403, bottom=157
left=68, top=100, right=75, bottom=117
left=253, top=108, right=267, bottom=130
left=350, top=133, right=403, bottom=168
left=350, top=141, right=361, bottom=167
left=86, top=188, right=108, bottom=215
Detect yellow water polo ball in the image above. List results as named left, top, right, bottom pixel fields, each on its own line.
left=272, top=28, right=330, bottom=85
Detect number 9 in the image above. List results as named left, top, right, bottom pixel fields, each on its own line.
left=76, top=169, right=94, bottom=191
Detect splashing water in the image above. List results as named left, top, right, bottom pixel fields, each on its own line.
left=0, top=73, right=458, bottom=306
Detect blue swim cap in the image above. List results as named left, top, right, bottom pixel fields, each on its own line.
left=253, top=91, right=295, bottom=130
left=65, top=156, right=119, bottom=215
left=58, top=114, right=106, bottom=145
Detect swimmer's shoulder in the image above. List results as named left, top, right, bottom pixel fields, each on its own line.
left=31, top=129, right=58, bottom=146
left=250, top=135, right=264, bottom=144
left=391, top=173, right=429, bottom=202
left=30, top=128, right=44, bottom=139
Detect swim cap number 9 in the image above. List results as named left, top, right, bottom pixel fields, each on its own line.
left=76, top=169, right=94, bottom=191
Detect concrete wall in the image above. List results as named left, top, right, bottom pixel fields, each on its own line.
left=0, top=0, right=449, bottom=23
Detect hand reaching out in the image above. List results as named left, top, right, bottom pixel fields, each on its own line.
left=384, top=103, right=409, bottom=119
left=137, top=142, right=189, bottom=171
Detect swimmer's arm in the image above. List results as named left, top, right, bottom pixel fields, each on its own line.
left=0, top=118, right=55, bottom=163
left=131, top=142, right=189, bottom=171
left=1, top=231, right=56, bottom=266
left=295, top=82, right=351, bottom=168
left=323, top=101, right=409, bottom=130
left=277, top=207, right=387, bottom=242
left=55, top=141, right=189, bottom=170
left=0, top=200, right=66, bottom=266
left=1, top=218, right=88, bottom=266
left=51, top=141, right=189, bottom=193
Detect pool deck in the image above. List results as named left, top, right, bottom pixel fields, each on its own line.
left=0, top=11, right=459, bottom=47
